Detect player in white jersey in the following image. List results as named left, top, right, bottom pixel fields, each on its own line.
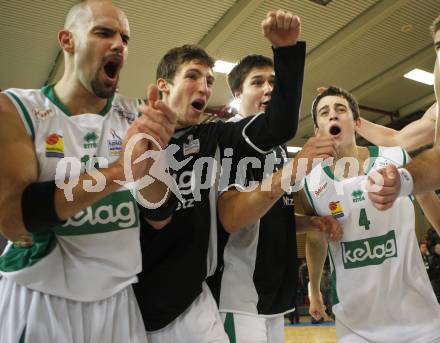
left=0, top=1, right=176, bottom=342
left=304, top=86, right=440, bottom=342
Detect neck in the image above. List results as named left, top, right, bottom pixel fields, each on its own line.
left=54, top=74, right=109, bottom=116
left=331, top=141, right=369, bottom=177
left=239, top=111, right=251, bottom=118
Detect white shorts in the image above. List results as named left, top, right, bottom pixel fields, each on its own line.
left=0, top=277, right=147, bottom=343
left=147, top=282, right=228, bottom=343
left=221, top=312, right=284, bottom=343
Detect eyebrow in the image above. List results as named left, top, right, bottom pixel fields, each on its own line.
left=318, top=105, right=329, bottom=114
left=250, top=74, right=275, bottom=81
left=93, top=25, right=130, bottom=41
left=186, top=69, right=216, bottom=82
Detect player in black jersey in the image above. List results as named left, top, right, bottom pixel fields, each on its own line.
left=208, top=45, right=340, bottom=343
left=134, top=9, right=307, bottom=342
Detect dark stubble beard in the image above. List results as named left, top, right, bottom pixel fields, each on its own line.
left=91, top=73, right=117, bottom=99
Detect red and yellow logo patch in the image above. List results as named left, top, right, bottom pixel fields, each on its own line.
left=45, top=133, right=64, bottom=158
left=329, top=201, right=344, bottom=219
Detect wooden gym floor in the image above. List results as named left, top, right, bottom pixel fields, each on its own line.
left=284, top=317, right=337, bottom=343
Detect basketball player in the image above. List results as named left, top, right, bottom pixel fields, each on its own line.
left=304, top=86, right=440, bottom=342
left=134, top=9, right=308, bottom=343
left=0, top=1, right=176, bottom=342
left=207, top=53, right=340, bottom=343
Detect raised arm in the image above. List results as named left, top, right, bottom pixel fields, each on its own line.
left=237, top=10, right=305, bottom=153
left=357, top=103, right=436, bottom=152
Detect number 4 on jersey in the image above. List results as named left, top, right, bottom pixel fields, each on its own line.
left=359, top=208, right=371, bottom=230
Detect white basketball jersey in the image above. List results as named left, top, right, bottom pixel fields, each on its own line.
left=0, top=86, right=143, bottom=301
left=304, top=146, right=440, bottom=343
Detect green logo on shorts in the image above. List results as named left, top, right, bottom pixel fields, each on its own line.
left=341, top=230, right=397, bottom=269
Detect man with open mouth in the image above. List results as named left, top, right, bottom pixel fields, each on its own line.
left=0, top=1, right=176, bottom=342
left=207, top=49, right=340, bottom=342
left=304, top=86, right=440, bottom=343
left=133, top=9, right=307, bottom=343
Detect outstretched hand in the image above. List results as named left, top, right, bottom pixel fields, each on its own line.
left=367, top=164, right=400, bottom=211
left=261, top=9, right=301, bottom=48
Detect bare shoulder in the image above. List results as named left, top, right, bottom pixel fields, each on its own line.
left=0, top=93, right=30, bottom=141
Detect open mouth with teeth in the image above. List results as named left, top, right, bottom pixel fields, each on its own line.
left=329, top=125, right=341, bottom=136
left=191, top=100, right=205, bottom=111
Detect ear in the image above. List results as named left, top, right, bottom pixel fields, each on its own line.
left=58, top=29, right=75, bottom=54
left=234, top=90, right=242, bottom=100
left=354, top=118, right=361, bottom=130
left=157, top=78, right=170, bottom=95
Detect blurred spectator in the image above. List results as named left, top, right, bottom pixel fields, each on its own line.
left=430, top=243, right=440, bottom=303
left=298, top=258, right=309, bottom=305
left=420, top=242, right=432, bottom=278
left=426, top=227, right=440, bottom=254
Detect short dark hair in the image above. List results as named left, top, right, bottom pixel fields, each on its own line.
left=227, top=55, right=274, bottom=95
left=156, top=45, right=214, bottom=82
left=311, top=86, right=360, bottom=127
left=430, top=14, right=440, bottom=36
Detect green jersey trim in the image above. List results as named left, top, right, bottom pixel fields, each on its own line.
left=19, top=325, right=26, bottom=343
left=303, top=179, right=318, bottom=214
left=401, top=148, right=408, bottom=166
left=322, top=165, right=336, bottom=181
left=224, top=313, right=237, bottom=343
left=364, top=146, right=379, bottom=174
left=322, top=145, right=379, bottom=180
left=4, top=91, right=35, bottom=141
left=0, top=232, right=56, bottom=272
left=41, top=84, right=114, bottom=117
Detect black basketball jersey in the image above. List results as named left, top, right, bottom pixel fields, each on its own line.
left=134, top=42, right=305, bottom=331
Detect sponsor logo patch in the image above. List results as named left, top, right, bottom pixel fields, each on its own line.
left=183, top=134, right=200, bottom=155
left=351, top=189, right=365, bottom=203
left=314, top=181, right=328, bottom=198
left=84, top=132, right=99, bottom=149
left=56, top=190, right=139, bottom=235
left=113, top=104, right=137, bottom=124
left=107, top=129, right=122, bottom=156
left=33, top=108, right=54, bottom=121
left=45, top=133, right=64, bottom=158
left=341, top=230, right=397, bottom=269
left=329, top=201, right=344, bottom=218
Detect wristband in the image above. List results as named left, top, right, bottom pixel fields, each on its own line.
left=138, top=193, right=178, bottom=222
left=398, top=168, right=413, bottom=197
left=21, top=181, right=65, bottom=233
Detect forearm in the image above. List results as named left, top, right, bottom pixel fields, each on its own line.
left=416, top=192, right=440, bottom=235
left=54, top=164, right=124, bottom=220
left=357, top=118, right=399, bottom=147
left=295, top=214, right=314, bottom=234
left=306, top=231, right=328, bottom=296
left=219, top=168, right=286, bottom=233
left=243, top=43, right=306, bottom=151
left=407, top=147, right=440, bottom=194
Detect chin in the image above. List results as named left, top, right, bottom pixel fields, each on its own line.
left=91, top=81, right=117, bottom=99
